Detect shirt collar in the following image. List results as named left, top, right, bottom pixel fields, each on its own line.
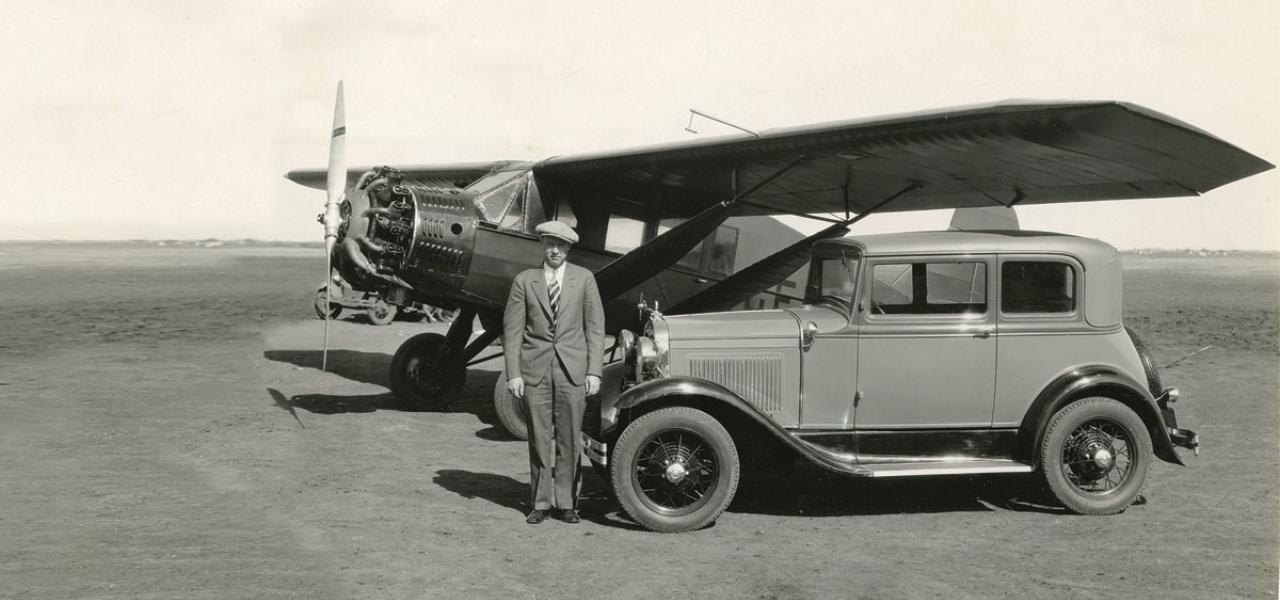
left=543, top=261, right=565, bottom=283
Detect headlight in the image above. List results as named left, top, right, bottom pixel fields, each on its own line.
left=637, top=336, right=659, bottom=379
left=618, top=330, right=637, bottom=367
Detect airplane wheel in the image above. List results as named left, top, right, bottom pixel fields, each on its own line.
left=366, top=299, right=396, bottom=326
left=492, top=369, right=528, bottom=441
left=390, top=333, right=466, bottom=411
left=611, top=406, right=739, bottom=533
left=314, top=287, right=341, bottom=319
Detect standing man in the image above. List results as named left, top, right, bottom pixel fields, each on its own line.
left=503, top=221, right=605, bottom=525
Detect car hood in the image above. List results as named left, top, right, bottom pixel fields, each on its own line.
left=666, top=309, right=800, bottom=349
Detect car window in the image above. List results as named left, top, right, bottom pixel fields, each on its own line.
left=1002, top=261, right=1075, bottom=313
left=870, top=261, right=987, bottom=315
left=807, top=255, right=857, bottom=309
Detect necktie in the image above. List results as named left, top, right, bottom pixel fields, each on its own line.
left=548, top=275, right=560, bottom=326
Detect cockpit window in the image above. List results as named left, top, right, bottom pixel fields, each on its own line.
left=473, top=172, right=526, bottom=223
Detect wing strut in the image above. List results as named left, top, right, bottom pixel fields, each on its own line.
left=670, top=182, right=923, bottom=314
left=594, top=155, right=814, bottom=301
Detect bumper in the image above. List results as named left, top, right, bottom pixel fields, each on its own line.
left=582, top=432, right=608, bottom=466
left=1159, top=387, right=1200, bottom=457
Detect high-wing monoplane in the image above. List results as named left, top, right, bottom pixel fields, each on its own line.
left=287, top=86, right=1273, bottom=436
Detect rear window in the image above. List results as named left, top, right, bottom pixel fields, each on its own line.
left=1001, top=261, right=1075, bottom=313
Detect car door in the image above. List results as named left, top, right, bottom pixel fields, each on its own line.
left=854, top=256, right=997, bottom=429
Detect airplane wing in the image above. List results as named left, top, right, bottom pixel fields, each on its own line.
left=533, top=101, right=1274, bottom=218
left=286, top=160, right=531, bottom=191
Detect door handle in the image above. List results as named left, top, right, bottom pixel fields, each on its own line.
left=694, top=276, right=708, bottom=284
left=974, top=328, right=994, bottom=339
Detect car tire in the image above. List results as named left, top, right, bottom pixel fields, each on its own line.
left=1040, top=396, right=1152, bottom=515
left=1125, top=326, right=1164, bottom=397
left=389, top=333, right=465, bottom=411
left=366, top=299, right=396, bottom=326
left=492, top=369, right=528, bottom=441
left=610, top=406, right=739, bottom=533
left=314, top=287, right=342, bottom=319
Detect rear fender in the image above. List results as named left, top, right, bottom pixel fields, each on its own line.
left=1018, top=365, right=1184, bottom=467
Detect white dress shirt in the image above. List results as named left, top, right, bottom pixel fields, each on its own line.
left=543, top=262, right=565, bottom=288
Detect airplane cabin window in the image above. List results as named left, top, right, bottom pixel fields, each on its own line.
left=605, top=216, right=646, bottom=253
left=705, top=226, right=738, bottom=279
left=658, top=218, right=703, bottom=270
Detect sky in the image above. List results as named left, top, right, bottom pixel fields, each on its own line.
left=0, top=0, right=1276, bottom=250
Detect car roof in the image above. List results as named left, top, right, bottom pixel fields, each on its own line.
left=815, top=230, right=1119, bottom=262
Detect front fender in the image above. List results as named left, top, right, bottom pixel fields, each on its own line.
left=599, top=374, right=872, bottom=476
left=603, top=376, right=772, bottom=438
left=1019, top=365, right=1184, bottom=467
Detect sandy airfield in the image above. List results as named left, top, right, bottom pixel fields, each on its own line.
left=0, top=241, right=1276, bottom=600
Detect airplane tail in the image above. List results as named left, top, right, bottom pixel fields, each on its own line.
left=948, top=206, right=1019, bottom=231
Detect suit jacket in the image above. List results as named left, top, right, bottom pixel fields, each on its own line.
left=502, top=262, right=605, bottom=386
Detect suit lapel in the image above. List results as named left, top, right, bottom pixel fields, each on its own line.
left=531, top=271, right=553, bottom=322
left=559, top=267, right=578, bottom=320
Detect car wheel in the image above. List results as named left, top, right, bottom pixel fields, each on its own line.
left=1040, top=397, right=1152, bottom=515
left=389, top=333, right=465, bottom=411
left=314, top=287, right=341, bottom=319
left=492, top=369, right=528, bottom=441
left=610, top=406, right=739, bottom=533
left=366, top=299, right=396, bottom=326
left=1125, top=326, right=1164, bottom=397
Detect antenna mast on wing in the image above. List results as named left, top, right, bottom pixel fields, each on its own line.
left=685, top=109, right=761, bottom=138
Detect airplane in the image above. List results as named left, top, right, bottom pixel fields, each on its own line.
left=286, top=84, right=1273, bottom=440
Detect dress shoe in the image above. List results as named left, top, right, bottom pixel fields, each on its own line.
left=558, top=509, right=581, bottom=524
left=526, top=509, right=548, bottom=524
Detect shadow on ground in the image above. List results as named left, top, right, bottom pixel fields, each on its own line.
left=265, top=350, right=508, bottom=431
left=729, top=466, right=1064, bottom=517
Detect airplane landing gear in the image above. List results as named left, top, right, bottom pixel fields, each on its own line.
left=388, top=306, right=500, bottom=411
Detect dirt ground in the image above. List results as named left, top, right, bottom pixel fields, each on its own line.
left=1, top=241, right=1276, bottom=599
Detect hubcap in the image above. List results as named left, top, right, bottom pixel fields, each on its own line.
left=1062, top=419, right=1133, bottom=496
left=1090, top=446, right=1114, bottom=469
left=664, top=461, right=688, bottom=484
left=633, top=430, right=718, bottom=515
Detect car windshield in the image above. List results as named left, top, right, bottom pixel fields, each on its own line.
left=807, top=253, right=858, bottom=310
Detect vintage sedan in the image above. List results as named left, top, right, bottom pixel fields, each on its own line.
left=584, top=230, right=1199, bottom=533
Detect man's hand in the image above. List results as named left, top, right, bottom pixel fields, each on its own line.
left=508, top=377, right=524, bottom=399
left=585, top=375, right=601, bottom=396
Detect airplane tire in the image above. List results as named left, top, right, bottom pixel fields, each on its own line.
left=313, top=287, right=341, bottom=319
left=492, top=369, right=528, bottom=441
left=390, top=333, right=465, bottom=411
left=366, top=299, right=396, bottom=326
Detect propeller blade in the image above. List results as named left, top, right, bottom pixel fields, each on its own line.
left=322, top=81, right=347, bottom=372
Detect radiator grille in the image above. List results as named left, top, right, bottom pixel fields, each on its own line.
left=688, top=354, right=783, bottom=412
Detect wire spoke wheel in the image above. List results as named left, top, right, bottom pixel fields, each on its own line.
left=634, top=431, right=718, bottom=514
left=611, top=407, right=739, bottom=533
left=1061, top=420, right=1133, bottom=495
left=1040, top=397, right=1151, bottom=515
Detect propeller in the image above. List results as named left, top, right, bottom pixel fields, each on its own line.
left=321, top=81, right=346, bottom=372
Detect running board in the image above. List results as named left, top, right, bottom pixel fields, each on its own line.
left=860, top=460, right=1033, bottom=478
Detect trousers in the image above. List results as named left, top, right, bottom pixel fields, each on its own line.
left=522, top=358, right=585, bottom=511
